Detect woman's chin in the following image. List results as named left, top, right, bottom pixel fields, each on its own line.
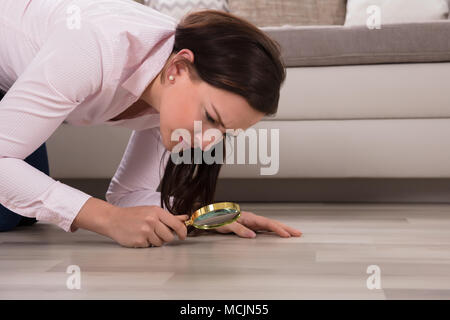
left=171, top=139, right=193, bottom=152
left=160, top=134, right=173, bottom=151
left=161, top=131, right=191, bottom=152
left=161, top=133, right=177, bottom=151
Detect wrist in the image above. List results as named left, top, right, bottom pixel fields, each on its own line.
left=71, top=197, right=117, bottom=238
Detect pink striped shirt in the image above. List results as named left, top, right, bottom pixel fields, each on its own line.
left=0, top=0, right=176, bottom=232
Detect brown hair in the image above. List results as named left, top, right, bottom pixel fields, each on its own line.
left=157, top=10, right=286, bottom=230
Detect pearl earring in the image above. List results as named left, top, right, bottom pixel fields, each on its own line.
left=169, top=75, right=174, bottom=81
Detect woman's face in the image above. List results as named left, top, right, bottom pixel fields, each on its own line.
left=144, top=49, right=265, bottom=152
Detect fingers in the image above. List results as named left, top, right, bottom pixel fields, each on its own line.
left=277, top=222, right=302, bottom=237
left=228, top=222, right=256, bottom=238
left=218, top=220, right=293, bottom=239
left=175, top=214, right=190, bottom=224
left=262, top=219, right=298, bottom=238
left=252, top=215, right=301, bottom=238
left=269, top=223, right=291, bottom=238
left=214, top=224, right=233, bottom=234
left=147, top=229, right=164, bottom=247
left=158, top=210, right=188, bottom=240
left=154, top=222, right=176, bottom=243
left=147, top=219, right=186, bottom=247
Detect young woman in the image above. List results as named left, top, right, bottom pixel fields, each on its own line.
left=0, top=0, right=302, bottom=247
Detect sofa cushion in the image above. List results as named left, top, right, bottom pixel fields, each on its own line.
left=143, top=0, right=229, bottom=21
left=268, top=62, right=450, bottom=121
left=228, top=0, right=347, bottom=27
left=261, top=21, right=450, bottom=67
left=345, top=0, right=448, bottom=26
left=345, top=0, right=449, bottom=26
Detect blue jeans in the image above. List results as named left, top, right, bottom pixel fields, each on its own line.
left=0, top=90, right=50, bottom=231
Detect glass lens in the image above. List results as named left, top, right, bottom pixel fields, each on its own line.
left=193, top=208, right=240, bottom=228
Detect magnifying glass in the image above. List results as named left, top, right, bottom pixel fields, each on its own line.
left=184, top=202, right=241, bottom=229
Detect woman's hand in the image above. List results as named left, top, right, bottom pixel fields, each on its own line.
left=212, top=210, right=302, bottom=238
left=106, top=205, right=189, bottom=248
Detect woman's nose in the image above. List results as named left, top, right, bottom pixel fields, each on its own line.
left=202, top=135, right=223, bottom=151
left=192, top=131, right=223, bottom=151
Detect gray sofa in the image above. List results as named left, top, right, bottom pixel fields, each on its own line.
left=46, top=3, right=450, bottom=202
left=219, top=20, right=450, bottom=179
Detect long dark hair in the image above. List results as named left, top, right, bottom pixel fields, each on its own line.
left=158, top=9, right=286, bottom=225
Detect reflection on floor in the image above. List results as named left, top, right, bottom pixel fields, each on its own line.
left=1, top=202, right=450, bottom=299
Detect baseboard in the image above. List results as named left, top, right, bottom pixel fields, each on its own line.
left=56, top=178, right=450, bottom=204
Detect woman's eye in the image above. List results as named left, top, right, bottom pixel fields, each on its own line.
left=205, top=111, right=216, bottom=124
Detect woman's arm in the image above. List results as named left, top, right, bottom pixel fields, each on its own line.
left=106, top=126, right=175, bottom=209
left=71, top=197, right=116, bottom=236
left=0, top=23, right=106, bottom=232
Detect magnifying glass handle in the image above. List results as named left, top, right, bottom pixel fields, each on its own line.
left=184, top=219, right=193, bottom=227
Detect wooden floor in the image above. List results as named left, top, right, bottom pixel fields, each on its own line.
left=1, top=202, right=450, bottom=299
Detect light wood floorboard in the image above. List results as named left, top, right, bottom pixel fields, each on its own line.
left=1, top=203, right=450, bottom=299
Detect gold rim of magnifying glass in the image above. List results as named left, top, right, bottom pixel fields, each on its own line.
left=184, top=202, right=241, bottom=229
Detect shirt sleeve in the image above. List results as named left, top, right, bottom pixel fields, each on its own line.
left=106, top=126, right=175, bottom=210
left=0, top=24, right=106, bottom=232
